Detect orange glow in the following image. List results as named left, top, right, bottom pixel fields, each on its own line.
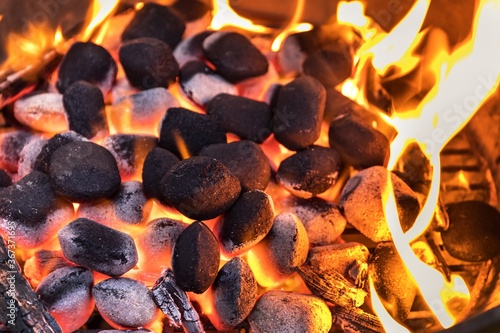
left=82, top=0, right=120, bottom=41
left=210, top=0, right=272, bottom=33
left=457, top=171, right=470, bottom=189
left=370, top=278, right=410, bottom=333
left=271, top=0, right=311, bottom=52
left=173, top=129, right=191, bottom=160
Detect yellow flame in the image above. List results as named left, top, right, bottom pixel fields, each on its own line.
left=337, top=1, right=375, bottom=39
left=173, top=129, right=191, bottom=160
left=271, top=0, right=311, bottom=52
left=370, top=278, right=410, bottom=333
left=53, top=26, right=64, bottom=46
left=82, top=0, right=120, bottom=41
left=210, top=0, right=272, bottom=33
left=457, top=171, right=470, bottom=189
left=135, top=2, right=144, bottom=10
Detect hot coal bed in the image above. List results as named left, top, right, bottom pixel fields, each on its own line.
left=1, top=1, right=500, bottom=333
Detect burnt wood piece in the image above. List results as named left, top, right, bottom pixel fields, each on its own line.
left=0, top=236, right=62, bottom=333
left=330, top=306, right=384, bottom=333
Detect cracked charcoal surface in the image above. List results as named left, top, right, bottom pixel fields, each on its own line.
left=34, top=131, right=87, bottom=174
left=142, top=147, right=179, bottom=200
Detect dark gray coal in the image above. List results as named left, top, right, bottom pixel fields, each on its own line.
left=34, top=131, right=87, bottom=174
left=58, top=218, right=138, bottom=276
left=159, top=156, right=241, bottom=220
left=0, top=130, right=34, bottom=172
left=172, top=221, right=220, bottom=294
left=205, top=93, right=272, bottom=143
left=218, top=190, right=274, bottom=256
left=63, top=81, right=107, bottom=139
left=173, top=31, right=213, bottom=67
left=56, top=42, right=117, bottom=94
left=119, top=37, right=179, bottom=90
left=272, top=76, right=326, bottom=151
left=49, top=141, right=121, bottom=203
left=142, top=147, right=179, bottom=199
left=170, top=0, right=210, bottom=22
left=302, top=44, right=353, bottom=88
left=199, top=141, right=271, bottom=191
left=203, top=32, right=269, bottom=83
left=277, top=145, right=343, bottom=198
left=0, top=169, right=12, bottom=187
left=122, top=3, right=186, bottom=49
left=158, top=107, right=226, bottom=157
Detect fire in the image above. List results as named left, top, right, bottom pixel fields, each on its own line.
left=209, top=0, right=272, bottom=33
left=81, top=0, right=120, bottom=41
left=270, top=0, right=312, bottom=52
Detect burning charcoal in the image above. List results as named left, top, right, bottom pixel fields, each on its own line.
left=152, top=268, right=204, bottom=333
left=159, top=156, right=241, bottom=220
left=329, top=113, right=389, bottom=169
left=34, top=131, right=87, bottom=174
left=392, top=143, right=432, bottom=194
left=100, top=331, right=153, bottom=333
left=302, top=44, right=353, bottom=88
left=93, top=277, right=158, bottom=328
left=119, top=38, right=179, bottom=90
left=217, top=190, right=274, bottom=256
left=142, top=147, right=180, bottom=199
left=199, top=141, right=271, bottom=191
left=58, top=218, right=138, bottom=276
left=179, top=61, right=237, bottom=106
left=18, top=138, right=46, bottom=178
left=0, top=171, right=74, bottom=249
left=0, top=169, right=11, bottom=187
left=14, top=93, right=68, bottom=133
left=248, top=291, right=332, bottom=333
left=36, top=266, right=94, bottom=333
left=205, top=94, right=272, bottom=143
left=172, top=221, right=220, bottom=293
left=174, top=31, right=213, bottom=67
left=136, top=218, right=188, bottom=274
left=110, top=88, right=179, bottom=135
left=272, top=76, right=326, bottom=151
left=442, top=201, right=500, bottom=262
left=340, top=166, right=420, bottom=242
left=159, top=107, right=226, bottom=158
left=0, top=130, right=34, bottom=172
left=63, top=81, right=107, bottom=139
left=24, top=250, right=73, bottom=286
left=277, top=145, right=343, bottom=198
left=276, top=34, right=307, bottom=77
left=324, top=88, right=359, bottom=123
left=210, top=257, right=257, bottom=331
left=286, top=198, right=346, bottom=246
left=49, top=141, right=121, bottom=203
left=102, top=134, right=157, bottom=181
left=370, top=242, right=417, bottom=321
left=203, top=32, right=269, bottom=83
left=122, top=3, right=186, bottom=49
left=170, top=0, right=210, bottom=22
left=56, top=42, right=117, bottom=94
left=78, top=181, right=152, bottom=229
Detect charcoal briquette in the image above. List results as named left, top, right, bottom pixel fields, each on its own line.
left=170, top=0, right=210, bottom=22
left=198, top=141, right=271, bottom=191
left=203, top=32, right=269, bottom=83
left=56, top=42, right=117, bottom=94
left=324, top=88, right=360, bottom=123
left=205, top=94, right=272, bottom=143
left=172, top=221, right=220, bottom=293
left=121, top=3, right=186, bottom=49
left=217, top=190, right=274, bottom=256
left=142, top=147, right=179, bottom=199
left=0, top=169, right=11, bottom=187
left=93, top=277, right=158, bottom=328
left=0, top=130, right=34, bottom=172
left=63, top=81, right=107, bottom=139
left=24, top=250, right=73, bottom=285
left=302, top=44, right=353, bottom=88
left=173, top=31, right=213, bottom=67
left=277, top=145, right=343, bottom=198
left=272, top=76, right=326, bottom=151
left=49, top=141, right=121, bottom=203
left=159, top=156, right=241, bottom=220
left=119, top=37, right=179, bottom=90
left=58, top=218, right=138, bottom=276
left=34, top=131, right=87, bottom=174
left=158, top=107, right=226, bottom=158
left=18, top=138, right=46, bottom=178
left=14, top=93, right=68, bottom=133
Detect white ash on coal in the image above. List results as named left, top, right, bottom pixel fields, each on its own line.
left=174, top=31, right=214, bottom=68
left=14, top=93, right=68, bottom=133
left=17, top=137, right=46, bottom=178
left=141, top=147, right=180, bottom=200
left=0, top=130, right=35, bottom=173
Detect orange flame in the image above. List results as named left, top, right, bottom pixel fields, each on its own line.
left=210, top=0, right=272, bottom=33
left=271, top=0, right=312, bottom=52
left=81, top=0, right=120, bottom=41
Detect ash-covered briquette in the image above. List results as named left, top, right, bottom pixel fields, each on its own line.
left=370, top=242, right=417, bottom=321
left=210, top=257, right=257, bottom=331
left=329, top=113, right=390, bottom=169
left=34, top=131, right=87, bottom=174
left=203, top=32, right=269, bottom=83
left=248, top=291, right=332, bottom=333
left=36, top=266, right=94, bottom=333
left=158, top=107, right=226, bottom=158
left=277, top=145, right=343, bottom=198
left=14, top=93, right=68, bottom=133
left=49, top=141, right=121, bottom=203
left=93, top=278, right=158, bottom=328
left=173, top=31, right=213, bottom=67
left=179, top=61, right=237, bottom=106
left=442, top=201, right=500, bottom=262
left=136, top=218, right=187, bottom=274
left=0, top=169, right=11, bottom=187
left=58, top=218, right=138, bottom=277
left=199, top=141, right=271, bottom=191
left=170, top=0, right=210, bottom=22
left=24, top=250, right=73, bottom=285
left=286, top=197, right=347, bottom=247
left=102, top=134, right=157, bottom=180
left=272, top=76, right=326, bottom=151
left=121, top=3, right=186, bottom=49
left=18, top=138, right=46, bottom=178
left=119, top=38, right=179, bottom=90
left=340, top=166, right=420, bottom=242
left=217, top=190, right=274, bottom=256
left=205, top=94, right=272, bottom=143
left=56, top=42, right=117, bottom=94
left=142, top=147, right=179, bottom=200
left=0, top=130, right=34, bottom=172
left=172, top=221, right=220, bottom=294
left=302, top=44, right=353, bottom=88
left=63, top=81, right=107, bottom=139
